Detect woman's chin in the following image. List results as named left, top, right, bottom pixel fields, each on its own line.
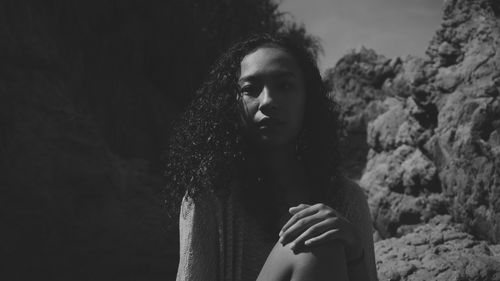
left=254, top=135, right=290, bottom=149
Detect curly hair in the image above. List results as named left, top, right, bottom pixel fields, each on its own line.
left=164, top=33, right=341, bottom=214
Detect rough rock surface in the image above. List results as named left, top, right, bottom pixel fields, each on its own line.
left=327, top=0, right=500, bottom=280
left=425, top=0, right=500, bottom=244
left=376, top=216, right=500, bottom=281
left=325, top=47, right=398, bottom=180
left=330, top=0, right=500, bottom=242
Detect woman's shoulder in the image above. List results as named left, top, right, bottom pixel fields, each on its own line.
left=327, top=175, right=371, bottom=224
left=331, top=176, right=368, bottom=205
left=332, top=177, right=379, bottom=281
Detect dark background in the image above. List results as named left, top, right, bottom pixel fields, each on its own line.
left=0, top=0, right=314, bottom=280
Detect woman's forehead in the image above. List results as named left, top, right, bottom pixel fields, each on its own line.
left=239, top=47, right=302, bottom=81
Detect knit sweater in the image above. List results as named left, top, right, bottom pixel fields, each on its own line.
left=176, top=177, right=378, bottom=281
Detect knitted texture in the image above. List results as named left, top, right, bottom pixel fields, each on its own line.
left=176, top=178, right=378, bottom=281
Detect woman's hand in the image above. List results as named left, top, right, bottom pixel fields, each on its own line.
left=278, top=203, right=363, bottom=262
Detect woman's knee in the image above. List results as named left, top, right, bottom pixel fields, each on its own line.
left=257, top=240, right=348, bottom=281
left=290, top=241, right=348, bottom=281
left=256, top=242, right=294, bottom=281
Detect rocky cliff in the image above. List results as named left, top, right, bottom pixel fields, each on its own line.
left=327, top=0, right=500, bottom=280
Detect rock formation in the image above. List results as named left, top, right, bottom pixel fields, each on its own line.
left=324, top=47, right=398, bottom=180
left=328, top=0, right=500, bottom=279
left=376, top=215, right=500, bottom=281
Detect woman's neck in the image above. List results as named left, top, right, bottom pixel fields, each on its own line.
left=252, top=143, right=309, bottom=206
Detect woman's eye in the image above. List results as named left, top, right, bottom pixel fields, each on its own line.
left=240, top=85, right=260, bottom=96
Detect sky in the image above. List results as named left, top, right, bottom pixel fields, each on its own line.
left=278, top=0, right=443, bottom=72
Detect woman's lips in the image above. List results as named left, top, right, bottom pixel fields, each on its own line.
left=257, top=118, right=282, bottom=129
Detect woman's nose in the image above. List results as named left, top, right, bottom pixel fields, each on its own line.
left=259, top=87, right=277, bottom=112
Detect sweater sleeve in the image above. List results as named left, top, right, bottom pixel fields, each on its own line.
left=176, top=190, right=220, bottom=281
left=341, top=180, right=379, bottom=281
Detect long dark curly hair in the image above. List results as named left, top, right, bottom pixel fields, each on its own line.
left=164, top=32, right=342, bottom=222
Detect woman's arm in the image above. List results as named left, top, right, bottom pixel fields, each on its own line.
left=277, top=179, right=378, bottom=281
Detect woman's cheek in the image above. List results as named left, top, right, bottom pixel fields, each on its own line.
left=242, top=98, right=259, bottom=117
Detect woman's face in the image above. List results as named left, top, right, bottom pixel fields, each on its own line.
left=238, top=46, right=306, bottom=148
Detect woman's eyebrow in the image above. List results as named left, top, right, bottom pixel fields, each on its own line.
left=239, top=70, right=296, bottom=83
left=238, top=75, right=258, bottom=84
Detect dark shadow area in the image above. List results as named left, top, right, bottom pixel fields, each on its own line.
left=0, top=0, right=316, bottom=279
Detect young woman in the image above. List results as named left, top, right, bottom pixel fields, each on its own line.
left=166, top=33, right=377, bottom=281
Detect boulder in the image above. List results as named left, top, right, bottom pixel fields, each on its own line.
left=426, top=0, right=500, bottom=243
left=345, top=0, right=500, bottom=244
left=326, top=11, right=500, bottom=281
left=375, top=216, right=500, bottom=281
left=326, top=48, right=397, bottom=179
left=367, top=98, right=408, bottom=152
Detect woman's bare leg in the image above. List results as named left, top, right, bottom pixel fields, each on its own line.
left=256, top=240, right=348, bottom=281
left=256, top=242, right=293, bottom=281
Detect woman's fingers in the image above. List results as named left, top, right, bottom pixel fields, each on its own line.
left=287, top=219, right=332, bottom=251
left=304, top=229, right=341, bottom=247
left=288, top=204, right=310, bottom=215
left=279, top=212, right=331, bottom=245
left=279, top=204, right=322, bottom=236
